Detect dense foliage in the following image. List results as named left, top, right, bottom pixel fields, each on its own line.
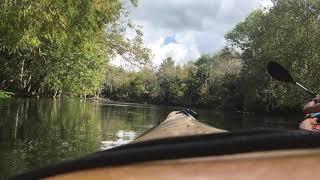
left=102, top=48, right=243, bottom=109
left=225, top=0, right=320, bottom=112
left=0, top=0, right=149, bottom=97
left=2, top=0, right=320, bottom=112
left=103, top=0, right=320, bottom=112
left=0, top=90, right=12, bottom=98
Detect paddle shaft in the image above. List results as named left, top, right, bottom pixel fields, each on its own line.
left=295, top=82, right=317, bottom=97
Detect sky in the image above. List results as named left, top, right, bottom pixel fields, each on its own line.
left=112, top=0, right=273, bottom=67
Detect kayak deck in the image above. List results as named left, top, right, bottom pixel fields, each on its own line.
left=134, top=111, right=227, bottom=142
left=50, top=149, right=320, bottom=180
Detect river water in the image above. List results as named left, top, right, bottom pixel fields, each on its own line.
left=0, top=98, right=303, bottom=178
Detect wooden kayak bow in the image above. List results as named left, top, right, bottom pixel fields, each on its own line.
left=134, top=111, right=227, bottom=142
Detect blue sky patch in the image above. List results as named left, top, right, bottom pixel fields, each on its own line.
left=162, top=35, right=177, bottom=46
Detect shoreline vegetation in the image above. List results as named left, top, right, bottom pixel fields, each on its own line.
left=0, top=90, right=13, bottom=98
left=0, top=0, right=318, bottom=113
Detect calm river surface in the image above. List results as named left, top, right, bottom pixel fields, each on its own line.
left=0, top=98, right=303, bottom=178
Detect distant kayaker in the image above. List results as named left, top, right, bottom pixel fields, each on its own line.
left=300, top=95, right=320, bottom=131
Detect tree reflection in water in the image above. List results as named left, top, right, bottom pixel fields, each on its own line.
left=0, top=98, right=161, bottom=178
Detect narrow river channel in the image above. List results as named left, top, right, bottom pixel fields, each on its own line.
left=0, top=98, right=303, bottom=178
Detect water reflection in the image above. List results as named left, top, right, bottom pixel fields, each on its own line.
left=101, top=130, right=137, bottom=150
left=0, top=98, right=303, bottom=178
left=0, top=98, right=164, bottom=178
left=0, top=98, right=102, bottom=177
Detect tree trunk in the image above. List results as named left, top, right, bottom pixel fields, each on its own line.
left=1, top=80, right=6, bottom=88
left=27, top=84, right=32, bottom=93
left=20, top=59, right=25, bottom=89
left=53, top=90, right=58, bottom=98
left=25, top=75, right=32, bottom=89
left=95, top=90, right=101, bottom=99
left=57, top=90, right=62, bottom=98
left=36, top=87, right=41, bottom=98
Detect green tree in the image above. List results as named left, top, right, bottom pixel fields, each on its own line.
left=185, top=48, right=241, bottom=108
left=0, top=0, right=150, bottom=97
left=157, top=57, right=185, bottom=105
left=226, top=0, right=320, bottom=111
left=130, top=67, right=158, bottom=101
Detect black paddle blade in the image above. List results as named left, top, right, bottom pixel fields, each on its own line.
left=267, top=61, right=294, bottom=83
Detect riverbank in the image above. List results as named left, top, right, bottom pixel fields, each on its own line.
left=0, top=91, right=303, bottom=116
left=96, top=96, right=306, bottom=116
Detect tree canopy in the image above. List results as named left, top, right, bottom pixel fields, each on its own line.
left=226, top=0, right=320, bottom=111
left=101, top=0, right=320, bottom=112
left=0, top=0, right=149, bottom=97
left=2, top=0, right=320, bottom=113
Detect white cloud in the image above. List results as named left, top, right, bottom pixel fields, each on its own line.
left=152, top=40, right=201, bottom=65
left=112, top=0, right=272, bottom=67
